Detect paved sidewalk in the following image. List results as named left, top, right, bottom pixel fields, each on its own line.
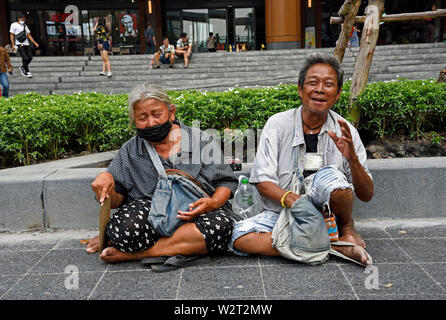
left=1, top=219, right=446, bottom=300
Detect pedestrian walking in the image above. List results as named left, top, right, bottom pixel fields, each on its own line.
left=0, top=44, right=13, bottom=97
left=93, top=17, right=112, bottom=77
left=144, top=22, right=156, bottom=54
left=9, top=12, right=39, bottom=78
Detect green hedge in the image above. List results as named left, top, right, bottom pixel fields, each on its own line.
left=1, top=79, right=445, bottom=167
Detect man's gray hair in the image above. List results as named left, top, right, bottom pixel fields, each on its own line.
left=127, top=85, right=172, bottom=123
left=298, top=53, right=344, bottom=92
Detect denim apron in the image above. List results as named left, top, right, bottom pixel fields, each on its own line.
left=143, top=139, right=209, bottom=237
left=271, top=113, right=331, bottom=265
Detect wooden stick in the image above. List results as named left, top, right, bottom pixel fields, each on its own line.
left=331, top=9, right=446, bottom=24
left=338, top=0, right=359, bottom=18
left=98, top=196, right=111, bottom=256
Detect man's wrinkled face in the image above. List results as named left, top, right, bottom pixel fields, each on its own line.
left=298, top=63, right=342, bottom=115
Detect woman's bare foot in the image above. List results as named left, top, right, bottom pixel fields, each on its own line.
left=99, top=246, right=139, bottom=263
left=332, top=234, right=371, bottom=266
left=86, top=236, right=100, bottom=253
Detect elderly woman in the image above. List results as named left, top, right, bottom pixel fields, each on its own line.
left=86, top=86, right=238, bottom=265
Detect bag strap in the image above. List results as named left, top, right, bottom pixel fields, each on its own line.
left=292, top=109, right=306, bottom=195
left=142, top=139, right=167, bottom=179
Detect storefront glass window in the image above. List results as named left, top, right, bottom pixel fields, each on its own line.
left=182, top=9, right=208, bottom=52
left=234, top=8, right=255, bottom=50
left=209, top=9, right=227, bottom=48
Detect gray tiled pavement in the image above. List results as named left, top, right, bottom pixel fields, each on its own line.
left=1, top=221, right=446, bottom=300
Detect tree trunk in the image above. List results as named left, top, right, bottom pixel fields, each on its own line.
left=331, top=9, right=446, bottom=24
left=348, top=0, right=385, bottom=128
left=334, top=0, right=361, bottom=63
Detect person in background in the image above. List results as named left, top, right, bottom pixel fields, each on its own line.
left=207, top=32, right=217, bottom=52
left=93, top=17, right=112, bottom=77
left=0, top=44, right=13, bottom=97
left=175, top=32, right=192, bottom=69
left=9, top=12, right=39, bottom=78
left=348, top=25, right=361, bottom=48
left=154, top=37, right=175, bottom=69
left=144, top=22, right=156, bottom=54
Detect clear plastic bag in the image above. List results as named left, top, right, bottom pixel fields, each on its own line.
left=231, top=175, right=262, bottom=221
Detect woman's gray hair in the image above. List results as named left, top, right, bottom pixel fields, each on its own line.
left=298, top=53, right=344, bottom=92
left=127, top=85, right=172, bottom=123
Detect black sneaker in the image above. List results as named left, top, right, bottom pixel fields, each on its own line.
left=169, top=65, right=173, bottom=68
left=19, top=66, right=26, bottom=77
left=156, top=65, right=160, bottom=69
left=25, top=72, right=32, bottom=78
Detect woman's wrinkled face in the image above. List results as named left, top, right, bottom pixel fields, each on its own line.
left=298, top=63, right=342, bottom=115
left=133, top=98, right=175, bottom=129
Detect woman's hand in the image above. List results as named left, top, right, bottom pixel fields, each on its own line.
left=177, top=197, right=218, bottom=221
left=91, top=172, right=115, bottom=205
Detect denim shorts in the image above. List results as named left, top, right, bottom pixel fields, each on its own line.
left=306, top=165, right=354, bottom=213
left=229, top=165, right=353, bottom=256
left=160, top=55, right=171, bottom=64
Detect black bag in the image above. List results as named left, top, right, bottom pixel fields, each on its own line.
left=16, top=25, right=27, bottom=43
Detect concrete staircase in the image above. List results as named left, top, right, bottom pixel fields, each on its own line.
left=6, top=42, right=446, bottom=96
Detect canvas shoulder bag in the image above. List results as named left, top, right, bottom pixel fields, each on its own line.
left=143, top=139, right=209, bottom=237
left=271, top=109, right=331, bottom=265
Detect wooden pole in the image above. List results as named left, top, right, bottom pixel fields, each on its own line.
left=348, top=0, right=385, bottom=128
left=331, top=9, right=446, bottom=24
left=334, top=0, right=361, bottom=63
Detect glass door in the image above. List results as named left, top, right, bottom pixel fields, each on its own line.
left=182, top=9, right=209, bottom=52
left=209, top=9, right=227, bottom=50
left=234, top=8, right=255, bottom=50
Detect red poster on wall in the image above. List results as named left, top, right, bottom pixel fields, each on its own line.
left=119, top=13, right=137, bottom=37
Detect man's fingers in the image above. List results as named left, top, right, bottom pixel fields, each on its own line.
left=338, top=119, right=352, bottom=134
left=328, top=130, right=339, bottom=143
left=340, top=127, right=352, bottom=140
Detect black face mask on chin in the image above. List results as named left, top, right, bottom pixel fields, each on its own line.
left=136, top=119, right=172, bottom=143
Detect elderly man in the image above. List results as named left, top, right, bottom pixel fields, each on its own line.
left=85, top=86, right=238, bottom=267
left=230, top=53, right=374, bottom=265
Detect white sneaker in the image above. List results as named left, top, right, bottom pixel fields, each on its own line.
left=25, top=72, right=32, bottom=78
left=19, top=66, right=26, bottom=77
left=107, top=72, right=112, bottom=77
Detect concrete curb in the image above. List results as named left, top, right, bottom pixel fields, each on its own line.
left=0, top=152, right=445, bottom=232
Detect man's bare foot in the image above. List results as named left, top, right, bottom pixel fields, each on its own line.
left=338, top=225, right=366, bottom=248
left=86, top=236, right=100, bottom=253
left=333, top=234, right=371, bottom=266
left=99, top=246, right=139, bottom=263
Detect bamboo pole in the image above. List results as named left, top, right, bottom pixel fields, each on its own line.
left=331, top=9, right=446, bottom=24
left=348, top=0, right=385, bottom=128
left=334, top=0, right=361, bottom=63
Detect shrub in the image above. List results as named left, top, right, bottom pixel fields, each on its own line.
left=1, top=79, right=445, bottom=168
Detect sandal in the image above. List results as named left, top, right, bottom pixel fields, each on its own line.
left=151, top=255, right=210, bottom=273
left=141, top=255, right=173, bottom=266
left=329, top=240, right=373, bottom=267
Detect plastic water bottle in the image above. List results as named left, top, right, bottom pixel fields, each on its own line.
left=236, top=178, right=253, bottom=210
